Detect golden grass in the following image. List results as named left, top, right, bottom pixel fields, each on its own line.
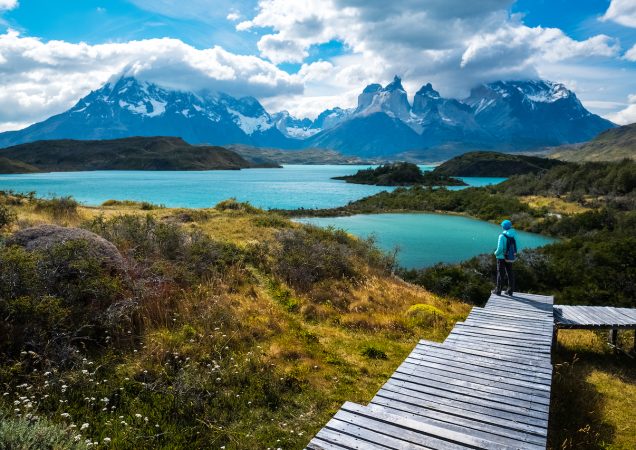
left=520, top=195, right=591, bottom=215
left=551, top=329, right=636, bottom=449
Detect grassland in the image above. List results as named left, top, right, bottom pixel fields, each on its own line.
left=0, top=193, right=468, bottom=449
left=0, top=192, right=634, bottom=449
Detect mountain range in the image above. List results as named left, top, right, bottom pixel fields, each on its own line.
left=0, top=75, right=616, bottom=159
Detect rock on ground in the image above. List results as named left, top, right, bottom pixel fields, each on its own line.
left=7, top=224, right=126, bottom=274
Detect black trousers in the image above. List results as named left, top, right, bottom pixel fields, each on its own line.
left=496, top=259, right=515, bottom=294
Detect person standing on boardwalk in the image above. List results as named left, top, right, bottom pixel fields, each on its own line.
left=493, top=219, right=518, bottom=296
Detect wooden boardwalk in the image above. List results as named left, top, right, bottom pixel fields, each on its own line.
left=307, top=293, right=555, bottom=450
left=554, top=304, right=636, bottom=351
left=554, top=305, right=636, bottom=329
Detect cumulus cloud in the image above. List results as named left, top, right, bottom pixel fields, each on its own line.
left=239, top=0, right=622, bottom=103
left=0, top=0, right=18, bottom=11
left=0, top=30, right=301, bottom=129
left=625, top=43, right=636, bottom=60
left=607, top=94, right=636, bottom=125
left=601, top=0, right=636, bottom=28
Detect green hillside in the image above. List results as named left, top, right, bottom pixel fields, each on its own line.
left=0, top=156, right=39, bottom=174
left=0, top=136, right=277, bottom=172
left=550, top=123, right=636, bottom=162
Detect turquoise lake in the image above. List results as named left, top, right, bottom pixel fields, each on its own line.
left=0, top=165, right=505, bottom=209
left=297, top=213, right=557, bottom=269
left=0, top=165, right=543, bottom=267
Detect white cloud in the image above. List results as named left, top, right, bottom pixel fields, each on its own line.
left=0, top=30, right=301, bottom=129
left=0, top=0, right=18, bottom=11
left=607, top=94, right=636, bottom=125
left=601, top=0, right=636, bottom=28
left=226, top=11, right=241, bottom=22
left=239, top=0, right=622, bottom=105
left=625, top=43, right=636, bottom=60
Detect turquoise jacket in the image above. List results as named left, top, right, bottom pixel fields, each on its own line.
left=494, top=228, right=518, bottom=259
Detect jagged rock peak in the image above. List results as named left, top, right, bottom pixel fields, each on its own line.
left=416, top=83, right=440, bottom=99
left=362, top=83, right=382, bottom=93
left=384, top=75, right=405, bottom=92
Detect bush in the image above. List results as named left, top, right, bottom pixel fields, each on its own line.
left=0, top=240, right=127, bottom=362
left=406, top=303, right=447, bottom=328
left=84, top=214, right=243, bottom=282
left=361, top=344, right=388, bottom=360
left=270, top=227, right=357, bottom=291
left=214, top=198, right=259, bottom=213
left=0, top=204, right=15, bottom=230
left=34, top=196, right=79, bottom=219
left=0, top=410, right=87, bottom=450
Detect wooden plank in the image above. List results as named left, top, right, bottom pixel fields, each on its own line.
left=327, top=417, right=431, bottom=449
left=385, top=378, right=548, bottom=420
left=442, top=337, right=551, bottom=359
left=314, top=425, right=394, bottom=450
left=589, top=307, right=634, bottom=326
left=371, top=391, right=548, bottom=438
left=469, top=309, right=553, bottom=325
left=368, top=398, right=547, bottom=444
left=408, top=348, right=553, bottom=383
left=486, top=299, right=554, bottom=311
left=448, top=331, right=553, bottom=351
left=413, top=341, right=553, bottom=370
left=447, top=331, right=552, bottom=353
left=465, top=315, right=553, bottom=332
left=339, top=402, right=524, bottom=450
left=407, top=348, right=553, bottom=383
left=455, top=323, right=553, bottom=342
left=416, top=341, right=554, bottom=371
left=560, top=306, right=598, bottom=326
left=366, top=403, right=546, bottom=449
left=306, top=436, right=349, bottom=450
left=401, top=358, right=552, bottom=393
left=391, top=366, right=551, bottom=408
left=377, top=382, right=549, bottom=428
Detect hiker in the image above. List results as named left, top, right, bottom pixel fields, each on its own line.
left=493, top=219, right=518, bottom=296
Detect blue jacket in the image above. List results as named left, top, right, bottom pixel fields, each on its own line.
left=495, top=228, right=518, bottom=259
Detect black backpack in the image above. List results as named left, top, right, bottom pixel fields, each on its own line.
left=504, top=235, right=517, bottom=262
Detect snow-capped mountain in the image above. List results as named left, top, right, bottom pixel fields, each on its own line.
left=0, top=75, right=615, bottom=159
left=302, top=77, right=615, bottom=157
left=0, top=77, right=296, bottom=149
left=462, top=80, right=611, bottom=148
left=271, top=111, right=319, bottom=138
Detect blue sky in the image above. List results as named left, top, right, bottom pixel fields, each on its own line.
left=0, top=0, right=635, bottom=130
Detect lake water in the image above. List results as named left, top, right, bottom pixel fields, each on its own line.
left=0, top=165, right=505, bottom=209
left=297, top=213, right=557, bottom=269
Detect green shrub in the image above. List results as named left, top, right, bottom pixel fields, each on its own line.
left=271, top=227, right=357, bottom=291
left=0, top=204, right=15, bottom=230
left=361, top=344, right=387, bottom=360
left=0, top=410, right=87, bottom=450
left=406, top=303, right=448, bottom=328
left=214, top=198, right=259, bottom=213
left=34, top=196, right=79, bottom=219
left=0, top=240, right=127, bottom=361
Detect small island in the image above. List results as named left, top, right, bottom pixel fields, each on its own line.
left=333, top=162, right=467, bottom=186
left=433, top=151, right=568, bottom=177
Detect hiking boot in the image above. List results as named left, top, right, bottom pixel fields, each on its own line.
left=506, top=290, right=513, bottom=296
left=491, top=289, right=502, bottom=296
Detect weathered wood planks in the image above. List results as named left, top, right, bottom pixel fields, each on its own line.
left=306, top=293, right=556, bottom=450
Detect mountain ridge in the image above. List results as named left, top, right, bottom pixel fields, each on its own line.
left=0, top=75, right=616, bottom=158
left=0, top=136, right=278, bottom=172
